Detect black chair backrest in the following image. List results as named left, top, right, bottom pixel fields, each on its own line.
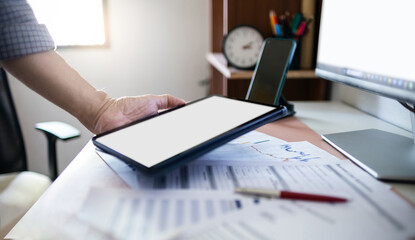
left=0, top=68, right=27, bottom=173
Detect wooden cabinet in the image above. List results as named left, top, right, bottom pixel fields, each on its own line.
left=208, top=0, right=329, bottom=100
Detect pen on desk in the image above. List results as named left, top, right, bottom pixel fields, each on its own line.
left=235, top=187, right=348, bottom=203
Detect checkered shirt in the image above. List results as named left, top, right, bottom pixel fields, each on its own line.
left=0, top=0, right=55, bottom=60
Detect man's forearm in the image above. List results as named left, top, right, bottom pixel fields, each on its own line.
left=1, top=50, right=109, bottom=132
left=1, top=50, right=186, bottom=134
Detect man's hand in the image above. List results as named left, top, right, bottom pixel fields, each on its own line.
left=92, top=94, right=185, bottom=134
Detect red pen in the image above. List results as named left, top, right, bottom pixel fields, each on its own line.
left=295, top=21, right=306, bottom=36
left=235, top=187, right=347, bottom=203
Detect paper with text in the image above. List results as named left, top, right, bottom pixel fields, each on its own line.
left=174, top=161, right=415, bottom=240
left=97, top=131, right=343, bottom=189
left=79, top=161, right=415, bottom=240
left=78, top=189, right=260, bottom=240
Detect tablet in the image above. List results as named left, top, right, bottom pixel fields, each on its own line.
left=92, top=95, right=286, bottom=175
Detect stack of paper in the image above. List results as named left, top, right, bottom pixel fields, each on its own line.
left=78, top=131, right=415, bottom=240
left=173, top=161, right=415, bottom=240
left=79, top=189, right=263, bottom=239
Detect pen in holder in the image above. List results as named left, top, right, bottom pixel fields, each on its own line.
left=269, top=10, right=312, bottom=69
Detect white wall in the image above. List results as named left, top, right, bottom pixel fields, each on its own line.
left=331, top=83, right=413, bottom=132
left=8, top=0, right=211, bottom=176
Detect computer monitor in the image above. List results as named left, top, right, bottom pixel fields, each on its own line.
left=315, top=0, right=415, bottom=181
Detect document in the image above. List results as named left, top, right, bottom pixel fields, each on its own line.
left=195, top=130, right=339, bottom=163
left=173, top=161, right=415, bottom=240
left=78, top=189, right=261, bottom=240
left=91, top=130, right=415, bottom=239
left=198, top=140, right=339, bottom=162
left=174, top=200, right=415, bottom=240
left=97, top=131, right=343, bottom=189
left=225, top=130, right=287, bottom=145
left=134, top=159, right=354, bottom=191
left=79, top=161, right=415, bottom=240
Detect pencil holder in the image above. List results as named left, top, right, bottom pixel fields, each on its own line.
left=268, top=10, right=312, bottom=70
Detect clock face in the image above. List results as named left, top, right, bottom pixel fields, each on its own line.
left=222, top=25, right=264, bottom=69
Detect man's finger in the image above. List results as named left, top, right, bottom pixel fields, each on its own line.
left=156, top=94, right=186, bottom=109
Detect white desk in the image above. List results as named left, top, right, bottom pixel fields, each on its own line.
left=6, top=101, right=415, bottom=239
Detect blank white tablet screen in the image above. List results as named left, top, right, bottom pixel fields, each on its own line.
left=96, top=96, right=276, bottom=168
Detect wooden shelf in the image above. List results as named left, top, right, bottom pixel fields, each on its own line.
left=207, top=52, right=319, bottom=80
left=208, top=0, right=327, bottom=101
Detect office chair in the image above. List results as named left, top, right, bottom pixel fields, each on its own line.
left=0, top=68, right=80, bottom=237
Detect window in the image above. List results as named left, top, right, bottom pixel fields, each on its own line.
left=28, top=0, right=108, bottom=47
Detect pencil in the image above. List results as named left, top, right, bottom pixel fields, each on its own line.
left=269, top=10, right=277, bottom=35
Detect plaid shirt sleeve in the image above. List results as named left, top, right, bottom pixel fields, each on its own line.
left=0, top=0, right=55, bottom=60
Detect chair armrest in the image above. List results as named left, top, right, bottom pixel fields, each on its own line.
left=35, top=121, right=80, bottom=141
left=34, top=121, right=80, bottom=180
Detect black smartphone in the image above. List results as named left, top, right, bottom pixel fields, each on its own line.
left=245, top=38, right=296, bottom=107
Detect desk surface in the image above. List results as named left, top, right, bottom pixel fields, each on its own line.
left=7, top=101, right=415, bottom=238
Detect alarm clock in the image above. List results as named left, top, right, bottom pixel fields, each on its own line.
left=222, top=25, right=264, bottom=70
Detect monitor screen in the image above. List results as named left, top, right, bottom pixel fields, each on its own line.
left=316, top=0, right=415, bottom=103
left=315, top=0, right=415, bottom=181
